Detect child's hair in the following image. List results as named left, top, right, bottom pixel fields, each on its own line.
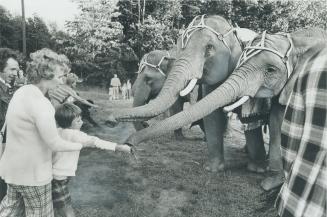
left=55, top=103, right=82, bottom=128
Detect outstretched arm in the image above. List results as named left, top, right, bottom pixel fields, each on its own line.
left=70, top=92, right=99, bottom=108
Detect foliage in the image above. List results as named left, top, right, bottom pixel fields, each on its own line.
left=1, top=0, right=327, bottom=87
left=128, top=15, right=178, bottom=57
left=0, top=5, right=53, bottom=56
left=65, top=0, right=124, bottom=61
left=26, top=15, right=53, bottom=53
left=55, top=0, right=138, bottom=87
left=117, top=0, right=182, bottom=59
left=275, top=0, right=327, bottom=32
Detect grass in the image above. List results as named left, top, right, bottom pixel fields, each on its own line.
left=69, top=88, right=278, bottom=217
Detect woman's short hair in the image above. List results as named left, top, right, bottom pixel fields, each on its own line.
left=55, top=103, right=81, bottom=128
left=26, top=48, right=71, bottom=84
left=0, top=48, right=18, bottom=72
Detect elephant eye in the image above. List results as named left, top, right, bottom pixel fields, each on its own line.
left=206, top=44, right=214, bottom=51
left=145, top=77, right=152, bottom=85
left=205, top=44, right=215, bottom=57
left=266, top=66, right=277, bottom=73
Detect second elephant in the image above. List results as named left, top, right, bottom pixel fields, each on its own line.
left=132, top=49, right=204, bottom=139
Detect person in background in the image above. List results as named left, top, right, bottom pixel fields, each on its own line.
left=108, top=87, right=114, bottom=100
left=48, top=73, right=97, bottom=108
left=126, top=79, right=132, bottom=99
left=14, top=70, right=27, bottom=88
left=0, top=48, right=89, bottom=216
left=0, top=48, right=20, bottom=203
left=52, top=103, right=131, bottom=217
left=121, top=82, right=127, bottom=100
left=48, top=73, right=99, bottom=128
left=110, top=74, right=121, bottom=100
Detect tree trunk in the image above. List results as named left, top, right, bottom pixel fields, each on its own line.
left=138, top=0, right=141, bottom=25
left=142, top=0, right=145, bottom=24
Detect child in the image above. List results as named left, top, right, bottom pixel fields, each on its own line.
left=108, top=87, right=114, bottom=100
left=52, top=103, right=131, bottom=217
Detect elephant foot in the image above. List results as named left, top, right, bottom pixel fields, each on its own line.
left=247, top=161, right=266, bottom=173
left=260, top=171, right=284, bottom=191
left=204, top=160, right=224, bottom=173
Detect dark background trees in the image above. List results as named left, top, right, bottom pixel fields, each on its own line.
left=0, top=0, right=326, bottom=88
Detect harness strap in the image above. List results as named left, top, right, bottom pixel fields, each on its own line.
left=137, top=51, right=171, bottom=77
left=236, top=31, right=293, bottom=78
left=181, top=15, right=236, bottom=54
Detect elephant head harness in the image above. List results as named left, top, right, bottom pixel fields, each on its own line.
left=137, top=51, right=170, bottom=77
left=236, top=31, right=294, bottom=78
left=181, top=15, right=239, bottom=54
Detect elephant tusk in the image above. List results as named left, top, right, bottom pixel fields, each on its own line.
left=179, top=79, right=198, bottom=97
left=223, top=96, right=250, bottom=112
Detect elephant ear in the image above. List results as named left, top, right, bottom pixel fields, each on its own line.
left=235, top=28, right=257, bottom=44
left=278, top=68, right=300, bottom=105
left=279, top=34, right=326, bottom=105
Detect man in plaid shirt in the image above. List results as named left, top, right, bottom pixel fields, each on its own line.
left=275, top=51, right=327, bottom=217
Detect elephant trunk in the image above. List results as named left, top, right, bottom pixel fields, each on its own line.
left=132, top=76, right=152, bottom=130
left=113, top=60, right=191, bottom=122
left=125, top=67, right=263, bottom=145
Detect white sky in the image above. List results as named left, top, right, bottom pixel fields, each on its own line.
left=0, top=0, right=79, bottom=30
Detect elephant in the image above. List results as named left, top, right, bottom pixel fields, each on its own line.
left=120, top=27, right=327, bottom=190
left=107, top=15, right=270, bottom=176
left=132, top=49, right=204, bottom=139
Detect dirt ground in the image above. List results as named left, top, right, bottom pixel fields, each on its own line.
left=70, top=89, right=278, bottom=217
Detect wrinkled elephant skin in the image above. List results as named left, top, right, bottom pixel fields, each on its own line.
left=125, top=15, right=268, bottom=174
left=125, top=27, right=327, bottom=191
left=132, top=49, right=204, bottom=139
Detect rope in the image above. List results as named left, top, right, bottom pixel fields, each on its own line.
left=137, top=51, right=171, bottom=77
left=181, top=15, right=236, bottom=54
left=236, top=31, right=293, bottom=79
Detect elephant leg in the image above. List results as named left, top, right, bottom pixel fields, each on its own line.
left=198, top=119, right=205, bottom=139
left=201, top=84, right=226, bottom=172
left=244, top=127, right=266, bottom=173
left=261, top=103, right=285, bottom=191
left=203, top=108, right=227, bottom=172
left=170, top=98, right=185, bottom=140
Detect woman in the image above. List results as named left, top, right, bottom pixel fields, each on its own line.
left=0, top=48, right=86, bottom=216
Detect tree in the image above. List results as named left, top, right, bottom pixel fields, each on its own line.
left=116, top=0, right=182, bottom=59
left=0, top=6, right=21, bottom=50
left=59, top=0, right=138, bottom=86
left=25, top=15, right=52, bottom=53
left=0, top=6, right=53, bottom=56
left=65, top=0, right=124, bottom=62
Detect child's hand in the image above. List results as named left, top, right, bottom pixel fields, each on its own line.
left=115, top=144, right=132, bottom=153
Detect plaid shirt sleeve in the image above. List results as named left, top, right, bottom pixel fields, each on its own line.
left=276, top=62, right=327, bottom=217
